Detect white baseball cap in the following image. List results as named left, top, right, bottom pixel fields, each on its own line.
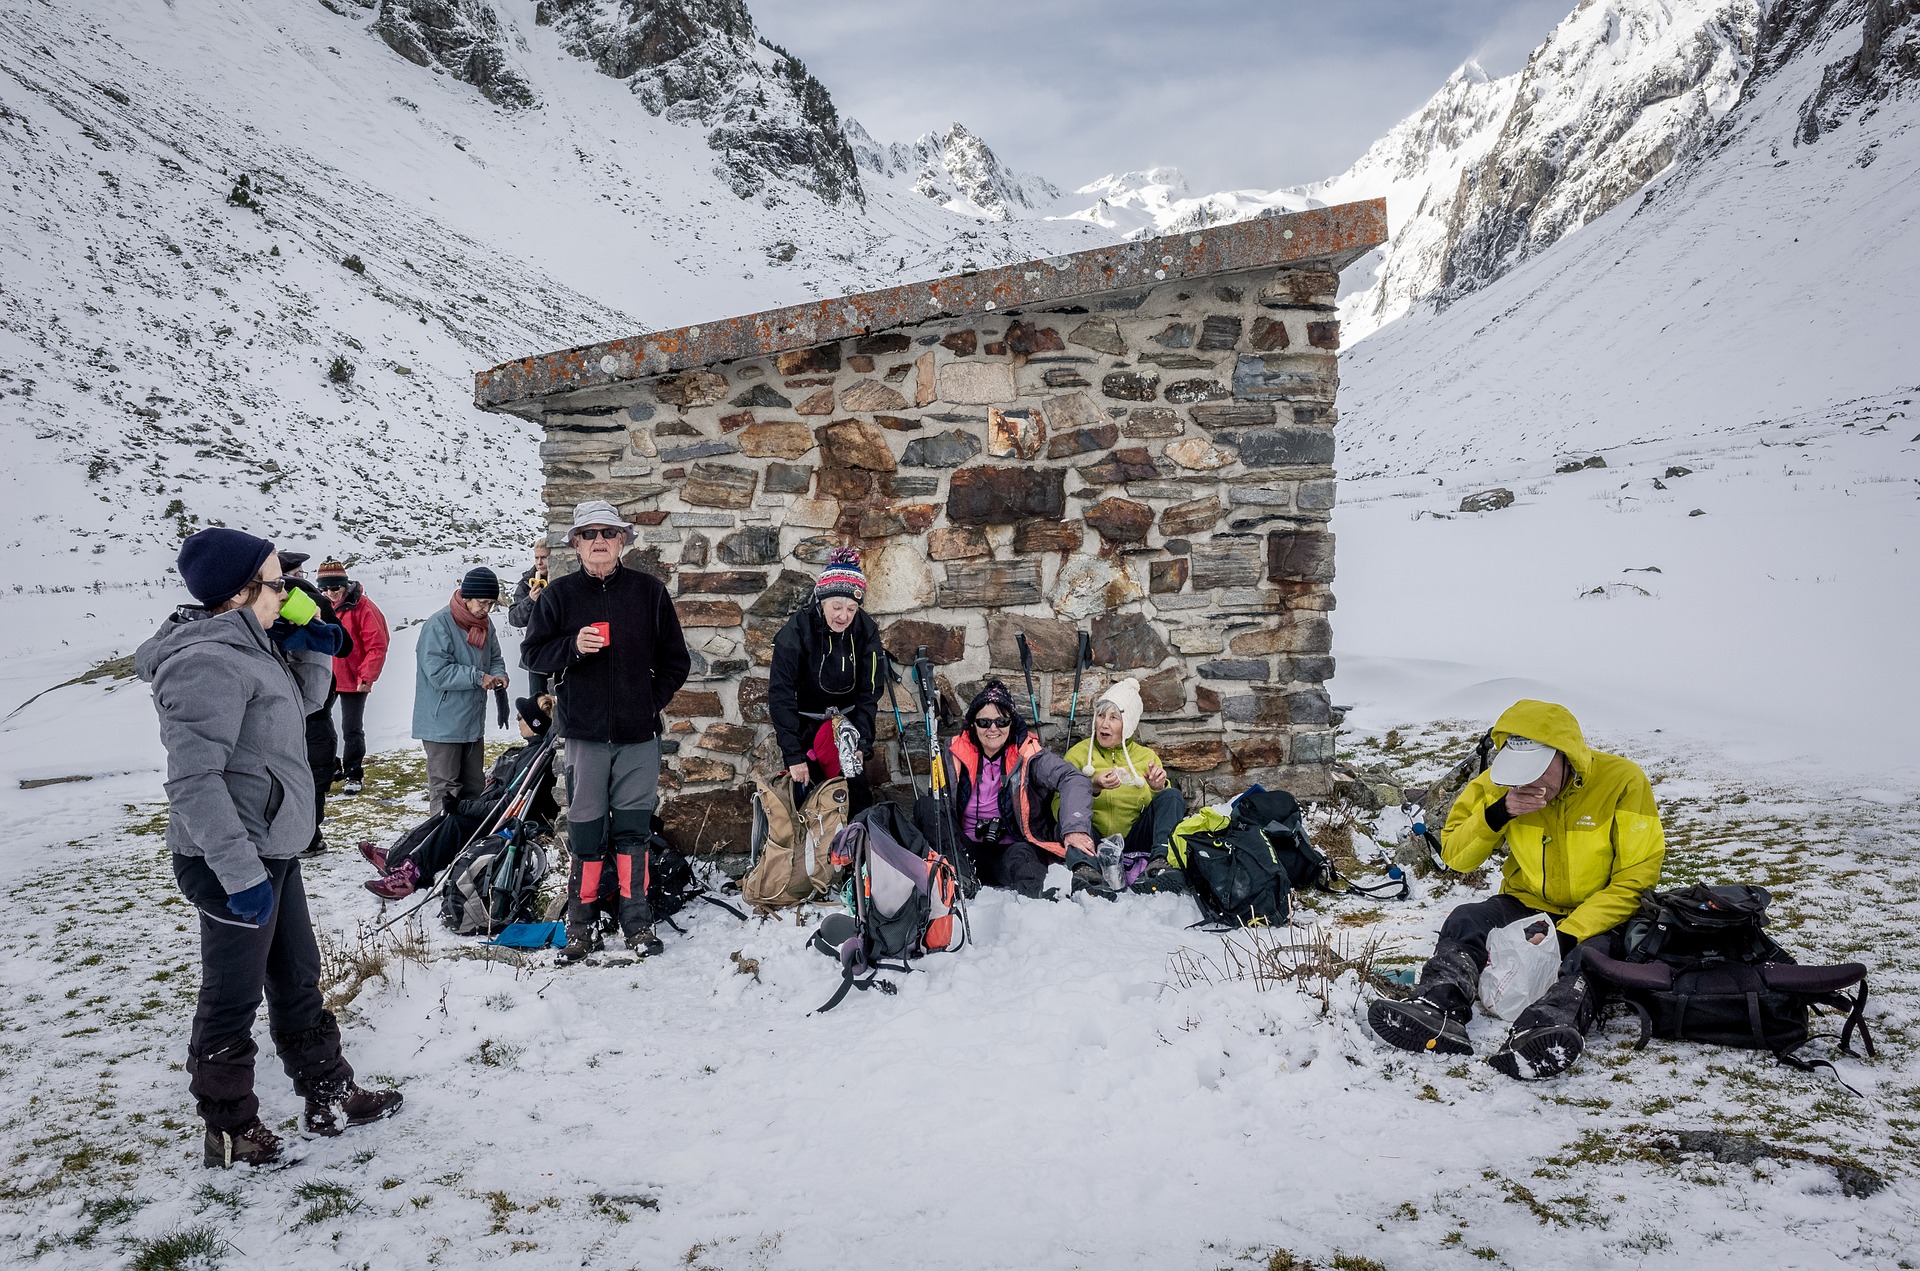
left=1489, top=735, right=1557, bottom=787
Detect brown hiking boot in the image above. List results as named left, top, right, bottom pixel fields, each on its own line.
left=304, top=1084, right=405, bottom=1136
left=203, top=1118, right=290, bottom=1169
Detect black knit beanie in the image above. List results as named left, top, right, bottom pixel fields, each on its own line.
left=459, top=567, right=501, bottom=600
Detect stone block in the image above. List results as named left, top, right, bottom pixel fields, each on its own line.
left=1257, top=270, right=1338, bottom=308
left=1197, top=658, right=1269, bottom=681
left=1297, top=479, right=1336, bottom=511
left=1158, top=738, right=1227, bottom=772
left=1165, top=438, right=1237, bottom=470
left=915, top=352, right=936, bottom=407
left=892, top=476, right=940, bottom=497
left=883, top=619, right=966, bottom=666
left=1283, top=616, right=1333, bottom=654
left=939, top=559, right=1041, bottom=608
left=730, top=384, right=792, bottom=409
left=1190, top=402, right=1276, bottom=429
left=938, top=361, right=1016, bottom=404
left=1307, top=320, right=1341, bottom=350
left=856, top=332, right=911, bottom=355
left=784, top=497, right=841, bottom=530
left=775, top=346, right=840, bottom=376
left=1083, top=497, right=1154, bottom=544
left=1051, top=557, right=1143, bottom=620
left=1046, top=422, right=1118, bottom=459
left=1249, top=317, right=1289, bottom=351
left=670, top=511, right=736, bottom=528
left=699, top=723, right=757, bottom=754
left=1139, top=352, right=1218, bottom=371
left=1229, top=737, right=1288, bottom=774
left=1152, top=322, right=1193, bottom=348
left=1047, top=391, right=1109, bottom=432
left=1124, top=408, right=1184, bottom=438
left=1165, top=379, right=1232, bottom=405
left=815, top=420, right=897, bottom=471
left=1047, top=670, right=1111, bottom=717
left=927, top=526, right=990, bottom=561
left=1169, top=627, right=1225, bottom=655
left=1268, top=529, right=1335, bottom=582
left=666, top=689, right=723, bottom=717
left=1068, top=316, right=1125, bottom=355
left=986, top=613, right=1080, bottom=671
left=987, top=406, right=1047, bottom=460
left=1160, top=495, right=1221, bottom=538
left=1198, top=315, right=1243, bottom=351
left=714, top=525, right=782, bottom=567
left=1042, top=368, right=1090, bottom=388
left=873, top=414, right=922, bottom=432
left=1091, top=610, right=1167, bottom=670
left=1138, top=666, right=1185, bottom=713
left=1232, top=354, right=1337, bottom=403
left=660, top=786, right=755, bottom=857
left=747, top=569, right=815, bottom=619
left=816, top=467, right=871, bottom=501
left=737, top=420, right=815, bottom=460
left=791, top=536, right=841, bottom=566
left=1229, top=426, right=1336, bottom=468
left=1190, top=538, right=1265, bottom=591
left=842, top=379, right=909, bottom=413
left=1194, top=685, right=1221, bottom=713
left=1013, top=519, right=1084, bottom=554
left=680, top=533, right=710, bottom=567
left=940, top=330, right=977, bottom=356
left=683, top=463, right=756, bottom=509
left=1148, top=557, right=1189, bottom=594
left=795, top=388, right=835, bottom=415
left=764, top=462, right=812, bottom=494
left=678, top=570, right=765, bottom=595
left=1225, top=483, right=1296, bottom=510
left=1005, top=321, right=1065, bottom=355
left=865, top=541, right=938, bottom=614
left=1290, top=732, right=1337, bottom=768
left=675, top=599, right=743, bottom=627
left=1077, top=449, right=1159, bottom=486
left=737, top=676, right=771, bottom=724
left=1101, top=370, right=1159, bottom=401
left=847, top=354, right=875, bottom=373
left=659, top=439, right=737, bottom=462
left=654, top=369, right=728, bottom=408
left=947, top=466, right=1067, bottom=525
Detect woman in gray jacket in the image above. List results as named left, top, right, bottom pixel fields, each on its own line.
left=412, top=567, right=509, bottom=810
left=138, top=528, right=402, bottom=1169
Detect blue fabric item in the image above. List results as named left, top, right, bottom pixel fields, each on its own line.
left=488, top=921, right=564, bottom=949
left=225, top=877, right=275, bottom=924
left=272, top=620, right=346, bottom=656
left=412, top=607, right=506, bottom=742
left=177, top=528, right=275, bottom=607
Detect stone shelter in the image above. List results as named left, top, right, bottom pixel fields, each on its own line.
left=475, top=200, right=1388, bottom=855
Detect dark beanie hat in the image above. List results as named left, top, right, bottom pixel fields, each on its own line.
left=459, top=567, right=501, bottom=600
left=177, top=528, right=275, bottom=608
left=515, top=696, right=551, bottom=736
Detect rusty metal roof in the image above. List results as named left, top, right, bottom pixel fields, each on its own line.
left=474, top=198, right=1387, bottom=416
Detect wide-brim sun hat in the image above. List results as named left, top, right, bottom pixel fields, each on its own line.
left=1489, top=735, right=1556, bottom=787
left=568, top=499, right=634, bottom=546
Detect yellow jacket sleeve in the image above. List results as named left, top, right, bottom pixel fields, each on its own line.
left=1559, top=772, right=1665, bottom=940
left=1440, top=773, right=1506, bottom=872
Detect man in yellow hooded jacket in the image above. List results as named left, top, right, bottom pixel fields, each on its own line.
left=1367, top=700, right=1664, bottom=1079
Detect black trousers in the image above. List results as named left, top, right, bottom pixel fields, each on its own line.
left=334, top=690, right=370, bottom=781
left=963, top=836, right=1098, bottom=898
left=1416, top=893, right=1621, bottom=1034
left=1121, top=787, right=1188, bottom=859
left=305, top=699, right=337, bottom=851
left=171, top=855, right=352, bottom=1131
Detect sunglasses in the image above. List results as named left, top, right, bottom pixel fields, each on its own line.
left=256, top=577, right=290, bottom=594
left=574, top=527, right=624, bottom=541
left=974, top=715, right=1010, bottom=730
left=321, top=583, right=346, bottom=592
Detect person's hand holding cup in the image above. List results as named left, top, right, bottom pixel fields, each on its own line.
left=576, top=621, right=610, bottom=655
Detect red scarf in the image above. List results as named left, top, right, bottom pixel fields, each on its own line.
left=448, top=591, right=489, bottom=648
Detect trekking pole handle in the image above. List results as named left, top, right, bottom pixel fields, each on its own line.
left=912, top=647, right=935, bottom=714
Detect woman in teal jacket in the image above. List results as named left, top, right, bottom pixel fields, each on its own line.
left=413, top=567, right=509, bottom=809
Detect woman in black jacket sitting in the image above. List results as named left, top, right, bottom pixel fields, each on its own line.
left=769, top=548, right=885, bottom=810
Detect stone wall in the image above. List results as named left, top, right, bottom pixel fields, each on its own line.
left=538, top=263, right=1345, bottom=855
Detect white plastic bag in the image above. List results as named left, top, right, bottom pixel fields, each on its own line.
left=1479, top=913, right=1561, bottom=1021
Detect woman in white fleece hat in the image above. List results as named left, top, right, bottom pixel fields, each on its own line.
left=1061, top=677, right=1187, bottom=883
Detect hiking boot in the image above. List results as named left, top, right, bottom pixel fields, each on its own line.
left=625, top=926, right=665, bottom=958
left=1070, top=862, right=1106, bottom=892
left=363, top=861, right=419, bottom=900
left=1366, top=996, right=1473, bottom=1056
left=559, top=924, right=594, bottom=963
left=203, top=1119, right=290, bottom=1169
left=1488, top=1023, right=1584, bottom=1081
left=305, top=1084, right=404, bottom=1136
left=302, top=834, right=329, bottom=857
left=358, top=840, right=388, bottom=872
left=342, top=779, right=363, bottom=796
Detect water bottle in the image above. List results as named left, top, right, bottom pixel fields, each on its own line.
left=1097, top=833, right=1125, bottom=891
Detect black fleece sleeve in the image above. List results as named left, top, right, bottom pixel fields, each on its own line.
left=521, top=583, right=578, bottom=675
left=1484, top=794, right=1515, bottom=833
left=768, top=618, right=809, bottom=766
left=649, top=581, right=691, bottom=710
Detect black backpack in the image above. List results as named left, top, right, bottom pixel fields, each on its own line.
left=1183, top=790, right=1405, bottom=929
left=809, top=803, right=967, bottom=1012
left=1585, top=883, right=1872, bottom=1080
left=442, top=822, right=552, bottom=936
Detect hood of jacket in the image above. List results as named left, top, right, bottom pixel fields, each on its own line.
left=1490, top=699, right=1594, bottom=783
left=136, top=606, right=271, bottom=682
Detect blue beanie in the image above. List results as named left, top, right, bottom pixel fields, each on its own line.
left=459, top=567, right=501, bottom=600
left=177, top=528, right=275, bottom=608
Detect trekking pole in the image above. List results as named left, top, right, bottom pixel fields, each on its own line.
left=913, top=646, right=972, bottom=938
left=882, top=649, right=917, bottom=791
left=1065, top=631, right=1092, bottom=748
left=1014, top=633, right=1043, bottom=745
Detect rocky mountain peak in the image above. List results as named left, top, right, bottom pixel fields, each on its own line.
left=374, top=0, right=541, bottom=108
left=852, top=121, right=1060, bottom=222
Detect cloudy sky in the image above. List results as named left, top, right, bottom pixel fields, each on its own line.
left=750, top=0, right=1578, bottom=196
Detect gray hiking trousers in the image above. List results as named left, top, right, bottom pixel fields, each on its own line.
left=565, top=738, right=660, bottom=823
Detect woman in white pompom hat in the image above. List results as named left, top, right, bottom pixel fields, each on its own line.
left=1061, top=676, right=1186, bottom=883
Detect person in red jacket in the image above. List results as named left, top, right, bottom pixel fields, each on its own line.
left=317, top=560, right=389, bottom=796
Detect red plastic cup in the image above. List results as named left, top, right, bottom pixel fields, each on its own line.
left=589, top=621, right=611, bottom=648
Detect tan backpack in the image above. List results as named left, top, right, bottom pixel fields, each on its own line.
left=741, top=774, right=849, bottom=909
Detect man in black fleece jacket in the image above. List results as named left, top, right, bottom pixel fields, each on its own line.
left=523, top=501, right=691, bottom=961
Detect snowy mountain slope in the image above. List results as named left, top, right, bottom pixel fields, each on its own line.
left=1060, top=0, right=1765, bottom=341
left=0, top=0, right=1097, bottom=582
left=849, top=120, right=1063, bottom=222
left=1336, top=0, right=1920, bottom=477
